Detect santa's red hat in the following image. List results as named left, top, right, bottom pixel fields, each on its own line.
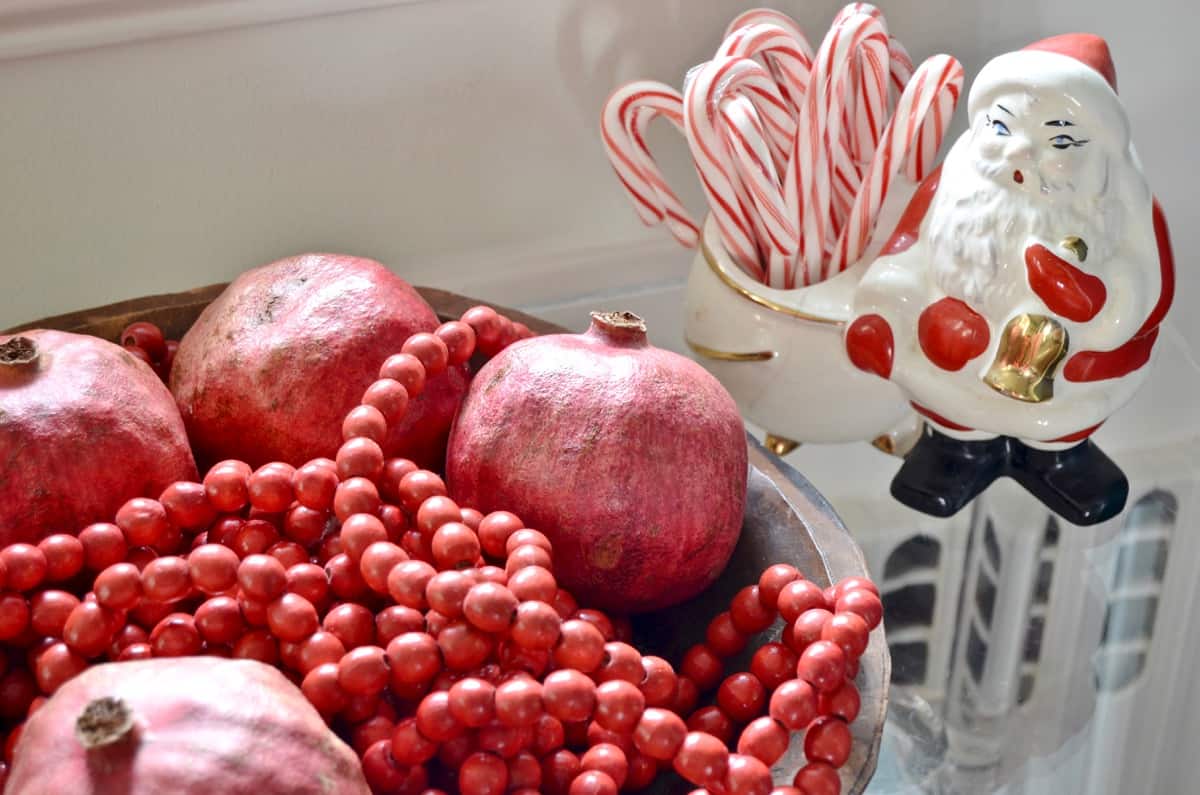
left=967, top=33, right=1128, bottom=144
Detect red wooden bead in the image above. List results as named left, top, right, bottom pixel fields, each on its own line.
left=832, top=577, right=879, bottom=600
left=508, top=566, right=557, bottom=603
left=671, top=676, right=700, bottom=716
left=680, top=644, right=724, bottom=691
left=751, top=642, right=800, bottom=691
left=402, top=333, right=450, bottom=378
left=432, top=522, right=482, bottom=570
left=797, top=641, right=847, bottom=693
left=541, top=749, right=581, bottom=795
left=770, top=679, right=817, bottom=731
left=437, top=321, right=477, bottom=365
left=415, top=690, right=465, bottom=742
left=705, top=611, right=748, bottom=657
left=390, top=717, right=437, bottom=765
left=553, top=619, right=605, bottom=671
left=818, top=681, right=861, bottom=723
left=587, top=721, right=634, bottom=756
left=459, top=750, right=509, bottom=795
left=758, top=564, right=801, bottom=608
left=511, top=601, right=562, bottom=652
left=730, top=585, right=775, bottom=634
left=835, top=589, right=883, bottom=631
left=426, top=570, right=473, bottom=618
left=378, top=353, right=425, bottom=398
left=477, top=511, right=523, bottom=560
left=507, top=750, right=542, bottom=791
left=673, top=732, right=730, bottom=789
left=361, top=378, right=410, bottom=425
left=625, top=751, right=658, bottom=790
left=804, top=716, right=852, bottom=767
left=737, top=716, right=789, bottom=766
left=568, top=770, right=618, bottom=795
left=793, top=761, right=841, bottom=795
left=580, top=743, right=628, bottom=788
left=596, top=642, right=642, bottom=685
left=639, top=655, right=678, bottom=707
left=448, top=677, right=497, bottom=728
left=494, top=677, right=543, bottom=727
left=532, top=713, right=566, bottom=757
left=463, top=582, right=519, bottom=634
left=725, top=753, right=772, bottom=795
left=632, top=708, right=687, bottom=761
left=778, top=581, right=828, bottom=626
left=716, top=672, right=766, bottom=724
left=821, top=612, right=870, bottom=659
left=247, top=463, right=295, bottom=513
left=686, top=706, right=734, bottom=745
left=542, top=670, right=596, bottom=723
left=594, top=680, right=645, bottom=734
left=791, top=609, right=833, bottom=650
left=570, top=609, right=614, bottom=641
left=477, top=718, right=534, bottom=759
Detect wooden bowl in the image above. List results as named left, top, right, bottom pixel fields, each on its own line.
left=5, top=285, right=888, bottom=793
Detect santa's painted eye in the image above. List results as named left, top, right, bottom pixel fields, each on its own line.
left=989, top=117, right=1011, bottom=136
left=1050, top=134, right=1088, bottom=150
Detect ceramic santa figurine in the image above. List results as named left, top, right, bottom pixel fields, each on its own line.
left=845, top=33, right=1175, bottom=525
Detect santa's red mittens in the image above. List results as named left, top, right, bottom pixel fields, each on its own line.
left=1025, top=244, right=1106, bottom=322
left=846, top=314, right=894, bottom=378
left=918, top=298, right=990, bottom=371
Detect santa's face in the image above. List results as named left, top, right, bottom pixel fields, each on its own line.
left=969, top=90, right=1107, bottom=204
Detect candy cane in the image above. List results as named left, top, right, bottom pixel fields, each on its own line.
left=723, top=8, right=809, bottom=47
left=721, top=95, right=796, bottom=287
left=684, top=59, right=764, bottom=278
left=829, top=23, right=890, bottom=238
left=600, top=81, right=700, bottom=248
left=792, top=12, right=889, bottom=285
left=718, top=21, right=813, bottom=124
left=831, top=53, right=964, bottom=272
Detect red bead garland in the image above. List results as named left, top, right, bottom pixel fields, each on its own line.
left=0, top=306, right=883, bottom=795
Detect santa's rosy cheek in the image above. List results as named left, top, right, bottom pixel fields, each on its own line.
left=846, top=315, right=895, bottom=379
left=918, top=298, right=991, bottom=371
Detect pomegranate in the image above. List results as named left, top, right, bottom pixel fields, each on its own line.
left=446, top=311, right=747, bottom=612
left=0, top=330, right=197, bottom=546
left=7, top=657, right=369, bottom=794
left=170, top=254, right=467, bottom=470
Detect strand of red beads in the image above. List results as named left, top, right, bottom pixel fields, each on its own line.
left=0, top=305, right=882, bottom=795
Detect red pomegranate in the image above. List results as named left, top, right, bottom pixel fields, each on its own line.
left=446, top=311, right=747, bottom=612
left=170, top=254, right=467, bottom=470
left=0, top=330, right=197, bottom=545
left=7, top=657, right=369, bottom=794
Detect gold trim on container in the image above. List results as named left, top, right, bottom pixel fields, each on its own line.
left=685, top=338, right=777, bottom=362
left=701, top=237, right=843, bottom=326
left=1061, top=235, right=1088, bottom=262
left=764, top=433, right=801, bottom=456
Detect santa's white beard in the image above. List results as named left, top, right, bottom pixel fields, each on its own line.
left=926, top=153, right=1122, bottom=315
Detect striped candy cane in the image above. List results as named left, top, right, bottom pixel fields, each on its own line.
left=831, top=53, right=964, bottom=272
left=686, top=56, right=798, bottom=280
left=600, top=81, right=700, bottom=247
left=792, top=12, right=889, bottom=285
left=721, top=95, right=796, bottom=287
left=718, top=21, right=813, bottom=124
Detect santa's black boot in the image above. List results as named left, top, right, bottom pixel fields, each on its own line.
left=890, top=426, right=1008, bottom=518
left=1008, top=439, right=1129, bottom=525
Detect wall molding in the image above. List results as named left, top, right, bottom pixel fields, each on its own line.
left=0, top=0, right=427, bottom=61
